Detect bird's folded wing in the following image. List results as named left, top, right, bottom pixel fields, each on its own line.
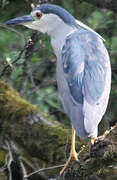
left=62, top=30, right=108, bottom=105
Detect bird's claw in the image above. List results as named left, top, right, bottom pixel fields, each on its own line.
left=60, top=151, right=78, bottom=175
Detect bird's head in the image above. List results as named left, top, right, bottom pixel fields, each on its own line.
left=5, top=4, right=105, bottom=41
left=5, top=4, right=77, bottom=36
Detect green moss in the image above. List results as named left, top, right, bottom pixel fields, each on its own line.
left=0, top=80, right=38, bottom=122
left=0, top=80, right=89, bottom=177
left=0, top=150, right=6, bottom=166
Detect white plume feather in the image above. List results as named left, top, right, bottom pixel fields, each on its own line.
left=75, top=19, right=105, bottom=41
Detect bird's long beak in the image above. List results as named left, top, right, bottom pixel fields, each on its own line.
left=4, top=15, right=34, bottom=25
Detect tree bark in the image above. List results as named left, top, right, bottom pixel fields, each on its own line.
left=0, top=80, right=117, bottom=179
left=0, top=80, right=73, bottom=179
left=60, top=124, right=117, bottom=180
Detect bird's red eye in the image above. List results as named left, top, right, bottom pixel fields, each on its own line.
left=36, top=12, right=42, bottom=18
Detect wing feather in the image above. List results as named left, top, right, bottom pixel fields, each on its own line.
left=62, top=30, right=108, bottom=105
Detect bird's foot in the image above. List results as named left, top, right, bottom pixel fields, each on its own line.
left=91, top=124, right=117, bottom=145
left=91, top=137, right=97, bottom=145
left=98, top=125, right=116, bottom=141
left=60, top=151, right=78, bottom=175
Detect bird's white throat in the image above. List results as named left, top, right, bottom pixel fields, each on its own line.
left=24, top=13, right=76, bottom=48
left=39, top=14, right=76, bottom=55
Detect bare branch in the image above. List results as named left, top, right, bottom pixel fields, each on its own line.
left=20, top=31, right=39, bottom=96
left=24, top=164, right=65, bottom=178
left=0, top=24, right=25, bottom=45
left=0, top=137, right=28, bottom=180
left=38, top=0, right=53, bottom=4
left=0, top=48, right=25, bottom=79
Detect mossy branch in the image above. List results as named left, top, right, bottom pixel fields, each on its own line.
left=0, top=80, right=117, bottom=179
left=0, top=80, right=72, bottom=179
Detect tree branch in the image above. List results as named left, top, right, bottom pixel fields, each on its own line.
left=20, top=31, right=39, bottom=96
left=24, top=164, right=65, bottom=179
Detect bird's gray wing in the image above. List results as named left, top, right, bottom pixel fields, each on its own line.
left=62, top=30, right=108, bottom=105
left=62, top=30, right=111, bottom=136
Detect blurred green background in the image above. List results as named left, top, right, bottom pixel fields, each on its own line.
left=0, top=0, right=117, bottom=132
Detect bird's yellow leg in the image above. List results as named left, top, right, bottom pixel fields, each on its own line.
left=60, top=126, right=78, bottom=175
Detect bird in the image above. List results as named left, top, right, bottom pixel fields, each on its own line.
left=5, top=3, right=111, bottom=174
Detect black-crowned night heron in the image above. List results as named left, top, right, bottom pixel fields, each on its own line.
left=5, top=4, right=111, bottom=174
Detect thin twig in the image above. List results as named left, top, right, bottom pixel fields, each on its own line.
left=0, top=24, right=25, bottom=45
left=24, top=164, right=65, bottom=178
left=38, top=0, right=53, bottom=4
left=0, top=46, right=26, bottom=79
left=20, top=31, right=39, bottom=96
left=0, top=24, right=27, bottom=78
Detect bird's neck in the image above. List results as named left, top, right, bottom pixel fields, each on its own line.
left=49, top=22, right=76, bottom=57
left=36, top=13, right=77, bottom=56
